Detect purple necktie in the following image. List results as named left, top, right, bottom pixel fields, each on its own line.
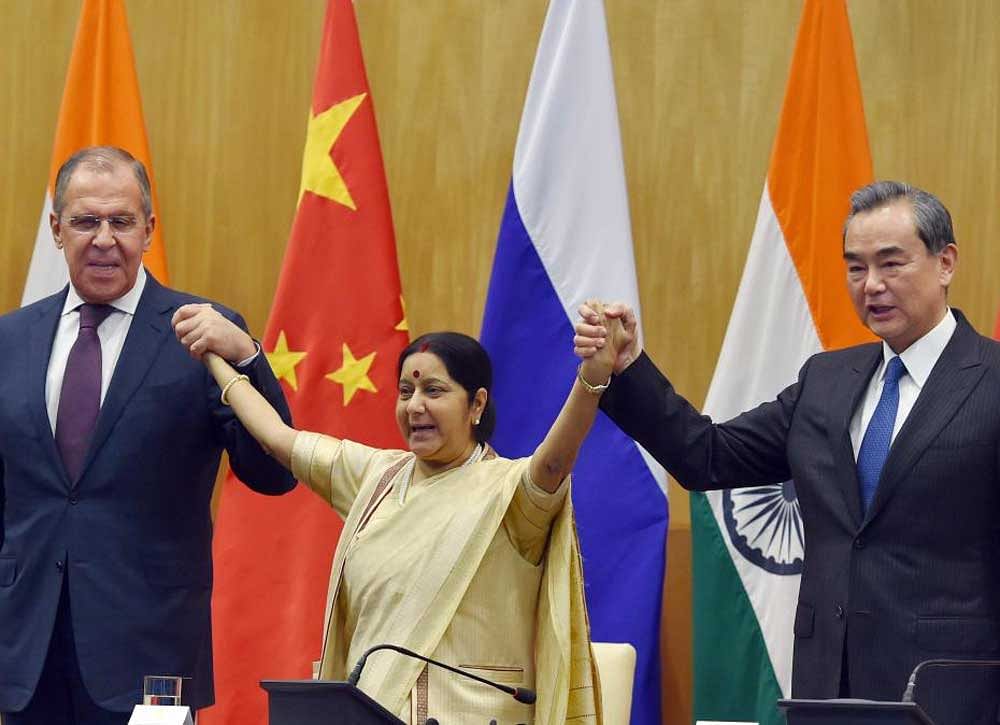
left=55, top=303, right=113, bottom=481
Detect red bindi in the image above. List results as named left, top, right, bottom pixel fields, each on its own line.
left=412, top=370, right=420, bottom=378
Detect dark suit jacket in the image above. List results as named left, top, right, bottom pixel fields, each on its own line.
left=600, top=310, right=1000, bottom=723
left=0, top=274, right=295, bottom=712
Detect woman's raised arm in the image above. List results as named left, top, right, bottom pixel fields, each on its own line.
left=171, top=302, right=341, bottom=471
left=529, top=302, right=629, bottom=492
left=202, top=352, right=301, bottom=469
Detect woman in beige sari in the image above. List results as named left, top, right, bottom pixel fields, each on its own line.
left=173, top=306, right=624, bottom=725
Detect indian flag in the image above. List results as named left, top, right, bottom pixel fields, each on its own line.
left=23, top=0, right=167, bottom=306
left=692, top=1, right=874, bottom=722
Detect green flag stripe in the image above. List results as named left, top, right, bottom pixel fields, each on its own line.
left=691, top=491, right=785, bottom=725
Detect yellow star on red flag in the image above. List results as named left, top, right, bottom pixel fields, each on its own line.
left=395, top=296, right=408, bottom=332
left=265, top=331, right=308, bottom=391
left=298, top=92, right=367, bottom=210
left=326, top=342, right=377, bottom=405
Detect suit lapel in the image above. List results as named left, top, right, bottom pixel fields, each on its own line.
left=826, top=344, right=882, bottom=528
left=864, top=314, right=984, bottom=525
left=28, top=290, right=71, bottom=481
left=76, top=276, right=175, bottom=486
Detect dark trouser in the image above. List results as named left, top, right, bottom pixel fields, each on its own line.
left=3, top=578, right=129, bottom=725
left=838, top=643, right=851, bottom=697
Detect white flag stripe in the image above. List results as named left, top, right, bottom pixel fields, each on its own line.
left=23, top=193, right=68, bottom=306
left=704, top=188, right=823, bottom=419
left=512, top=0, right=643, bottom=339
left=701, top=186, right=821, bottom=696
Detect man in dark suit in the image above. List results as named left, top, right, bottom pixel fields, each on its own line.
left=0, top=146, right=295, bottom=724
left=575, top=181, right=1000, bottom=724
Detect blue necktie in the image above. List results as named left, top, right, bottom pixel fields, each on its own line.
left=856, top=356, right=906, bottom=513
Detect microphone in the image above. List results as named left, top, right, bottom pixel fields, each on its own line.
left=901, top=658, right=1000, bottom=702
left=348, top=643, right=536, bottom=705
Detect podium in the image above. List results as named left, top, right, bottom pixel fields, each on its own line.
left=778, top=699, right=936, bottom=724
left=261, top=680, right=405, bottom=725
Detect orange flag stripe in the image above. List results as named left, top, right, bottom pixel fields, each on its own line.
left=768, top=0, right=872, bottom=350
left=49, top=0, right=168, bottom=283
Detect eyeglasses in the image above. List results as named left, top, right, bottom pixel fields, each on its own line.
left=66, top=214, right=140, bottom=234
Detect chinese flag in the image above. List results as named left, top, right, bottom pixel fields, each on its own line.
left=23, top=0, right=168, bottom=305
left=203, top=1, right=408, bottom=722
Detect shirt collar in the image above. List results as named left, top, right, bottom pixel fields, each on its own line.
left=880, top=307, right=956, bottom=389
left=61, top=266, right=147, bottom=317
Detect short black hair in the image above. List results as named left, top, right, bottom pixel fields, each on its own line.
left=397, top=332, right=496, bottom=443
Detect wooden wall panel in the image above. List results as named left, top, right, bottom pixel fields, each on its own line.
left=356, top=0, right=547, bottom=338
left=0, top=0, right=76, bottom=306
left=3, top=2, right=1000, bottom=724
left=849, top=0, right=1000, bottom=325
left=128, top=0, right=324, bottom=322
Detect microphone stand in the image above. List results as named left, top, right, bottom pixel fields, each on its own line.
left=348, top=643, right=537, bottom=707
left=901, top=657, right=1000, bottom=722
left=901, top=658, right=1000, bottom=702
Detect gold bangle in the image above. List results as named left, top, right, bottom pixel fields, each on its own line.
left=577, top=364, right=610, bottom=394
left=220, top=373, right=250, bottom=405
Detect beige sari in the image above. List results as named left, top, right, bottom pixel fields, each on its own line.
left=292, top=433, right=601, bottom=724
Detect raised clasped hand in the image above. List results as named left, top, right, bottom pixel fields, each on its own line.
left=171, top=303, right=257, bottom=362
left=573, top=299, right=639, bottom=375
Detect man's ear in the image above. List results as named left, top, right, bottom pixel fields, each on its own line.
left=50, top=212, right=63, bottom=249
left=142, top=214, right=157, bottom=252
left=938, top=242, right=957, bottom=286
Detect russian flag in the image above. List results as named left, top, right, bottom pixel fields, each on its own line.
left=480, top=2, right=668, bottom=723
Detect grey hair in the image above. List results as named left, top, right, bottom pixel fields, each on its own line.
left=843, top=180, right=955, bottom=253
left=52, top=145, right=153, bottom=219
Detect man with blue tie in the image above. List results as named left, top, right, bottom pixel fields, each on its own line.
left=575, top=181, right=1000, bottom=724
left=0, top=146, right=296, bottom=724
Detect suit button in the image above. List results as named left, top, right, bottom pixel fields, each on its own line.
left=56, top=561, right=64, bottom=571
left=854, top=537, right=864, bottom=549
left=835, top=605, right=844, bottom=619
left=68, top=495, right=78, bottom=505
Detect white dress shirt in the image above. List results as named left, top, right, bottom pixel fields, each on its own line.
left=849, top=307, right=957, bottom=459
left=45, top=267, right=148, bottom=434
